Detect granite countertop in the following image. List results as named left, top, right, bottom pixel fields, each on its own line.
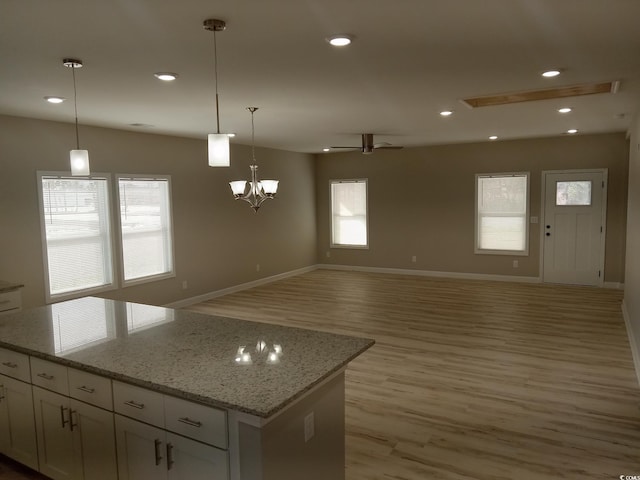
left=0, top=281, right=24, bottom=293
left=0, top=297, right=373, bottom=418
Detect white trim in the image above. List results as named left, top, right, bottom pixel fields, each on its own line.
left=622, top=299, right=640, bottom=387
left=164, top=265, right=318, bottom=309
left=540, top=168, right=608, bottom=286
left=603, top=281, right=625, bottom=290
left=319, top=264, right=541, bottom=283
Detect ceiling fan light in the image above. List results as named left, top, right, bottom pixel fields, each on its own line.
left=70, top=150, right=90, bottom=176
left=208, top=133, right=230, bottom=167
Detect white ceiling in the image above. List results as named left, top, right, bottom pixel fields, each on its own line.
left=2, top=0, right=639, bottom=153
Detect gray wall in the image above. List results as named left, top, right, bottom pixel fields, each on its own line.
left=316, top=133, right=629, bottom=282
left=0, top=115, right=317, bottom=308
left=624, top=112, right=640, bottom=375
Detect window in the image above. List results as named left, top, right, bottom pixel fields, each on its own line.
left=38, top=173, right=116, bottom=302
left=556, top=181, right=592, bottom=206
left=38, top=172, right=175, bottom=302
left=330, top=179, right=368, bottom=248
left=475, top=173, right=529, bottom=254
left=116, top=176, right=174, bottom=285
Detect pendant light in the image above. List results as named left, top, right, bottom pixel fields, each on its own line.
left=64, top=58, right=90, bottom=176
left=204, top=18, right=230, bottom=167
left=229, top=107, right=279, bottom=212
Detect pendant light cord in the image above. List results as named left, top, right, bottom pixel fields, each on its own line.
left=249, top=107, right=256, bottom=163
left=72, top=66, right=80, bottom=149
left=213, top=29, right=221, bottom=134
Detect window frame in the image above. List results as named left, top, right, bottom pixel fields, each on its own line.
left=474, top=172, right=530, bottom=256
left=329, top=178, right=369, bottom=249
left=115, top=174, right=176, bottom=287
left=37, top=171, right=118, bottom=303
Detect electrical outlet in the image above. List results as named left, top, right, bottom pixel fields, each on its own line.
left=513, top=260, right=519, bottom=268
left=256, top=264, right=260, bottom=272
left=326, top=251, right=331, bottom=258
left=182, top=280, right=188, bottom=290
left=530, top=216, right=539, bottom=224
left=304, top=412, right=315, bottom=442
left=411, top=255, right=417, bottom=263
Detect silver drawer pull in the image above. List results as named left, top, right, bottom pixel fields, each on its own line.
left=77, top=385, right=95, bottom=394
left=124, top=400, right=145, bottom=409
left=178, top=417, right=202, bottom=428
left=37, top=372, right=55, bottom=381
left=1, top=361, right=18, bottom=369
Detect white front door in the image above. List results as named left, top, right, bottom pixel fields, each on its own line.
left=542, top=170, right=606, bottom=286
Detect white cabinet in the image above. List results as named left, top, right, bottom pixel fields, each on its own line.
left=33, top=386, right=75, bottom=480
left=32, top=385, right=118, bottom=480
left=115, top=414, right=228, bottom=480
left=71, top=399, right=118, bottom=480
left=0, top=374, right=38, bottom=470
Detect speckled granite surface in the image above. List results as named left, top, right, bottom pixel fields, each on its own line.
left=0, top=281, right=24, bottom=293
left=0, top=297, right=373, bottom=418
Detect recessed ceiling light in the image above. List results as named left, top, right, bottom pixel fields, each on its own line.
left=154, top=72, right=178, bottom=81
left=542, top=70, right=561, bottom=78
left=323, top=148, right=331, bottom=152
left=227, top=133, right=236, bottom=138
left=558, top=107, right=572, bottom=114
left=489, top=135, right=498, bottom=141
left=567, top=128, right=578, bottom=134
left=327, top=35, right=353, bottom=47
left=44, top=96, right=65, bottom=104
left=440, top=110, right=453, bottom=117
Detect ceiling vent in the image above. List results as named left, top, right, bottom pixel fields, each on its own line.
left=462, top=81, right=619, bottom=108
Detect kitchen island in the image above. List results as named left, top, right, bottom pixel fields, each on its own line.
left=0, top=296, right=374, bottom=480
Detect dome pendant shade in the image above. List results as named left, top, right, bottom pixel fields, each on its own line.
left=208, top=133, right=230, bottom=167
left=70, top=149, right=90, bottom=176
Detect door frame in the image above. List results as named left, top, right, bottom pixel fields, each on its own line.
left=539, top=168, right=608, bottom=286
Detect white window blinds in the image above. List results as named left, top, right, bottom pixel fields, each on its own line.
left=331, top=180, right=368, bottom=247
left=117, top=177, right=174, bottom=283
left=476, top=173, right=529, bottom=253
left=39, top=174, right=115, bottom=300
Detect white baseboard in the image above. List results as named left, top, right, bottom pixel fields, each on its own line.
left=622, top=299, right=640, bottom=387
left=318, top=263, right=541, bottom=284
left=604, top=281, right=625, bottom=290
left=164, top=265, right=318, bottom=309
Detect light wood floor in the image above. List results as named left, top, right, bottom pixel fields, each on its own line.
left=188, top=269, right=640, bottom=480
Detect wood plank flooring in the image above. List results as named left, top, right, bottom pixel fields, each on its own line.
left=188, top=269, right=640, bottom=480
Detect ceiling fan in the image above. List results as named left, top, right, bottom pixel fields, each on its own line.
left=331, top=133, right=404, bottom=154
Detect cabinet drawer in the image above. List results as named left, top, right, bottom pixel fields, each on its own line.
left=68, top=368, right=113, bottom=411
left=30, top=357, right=69, bottom=395
left=0, top=347, right=30, bottom=382
left=0, top=290, right=21, bottom=314
left=113, top=381, right=164, bottom=428
left=164, top=395, right=228, bottom=449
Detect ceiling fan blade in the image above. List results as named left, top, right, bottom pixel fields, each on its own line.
left=375, top=145, right=404, bottom=150
left=330, top=146, right=360, bottom=149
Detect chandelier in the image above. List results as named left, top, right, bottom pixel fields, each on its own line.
left=229, top=107, right=279, bottom=212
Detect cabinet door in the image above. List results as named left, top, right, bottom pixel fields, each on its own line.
left=0, top=375, right=38, bottom=470
left=115, top=414, right=167, bottom=480
left=71, top=399, right=118, bottom=480
left=33, top=386, right=75, bottom=480
left=166, top=432, right=229, bottom=480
